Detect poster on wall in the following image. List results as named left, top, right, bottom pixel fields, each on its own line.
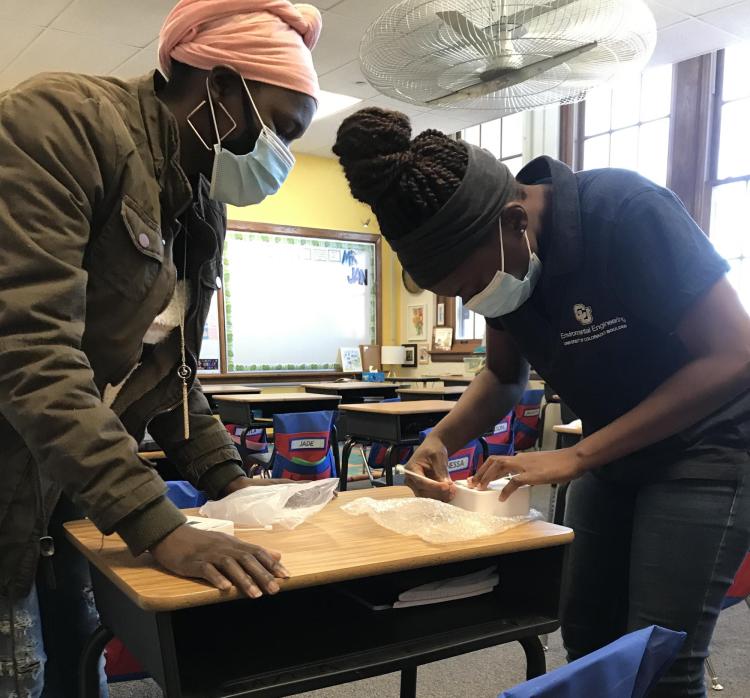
left=407, top=304, right=427, bottom=341
left=340, top=346, right=364, bottom=372
left=436, top=302, right=445, bottom=326
left=418, top=344, right=430, bottom=365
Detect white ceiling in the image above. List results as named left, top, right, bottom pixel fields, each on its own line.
left=0, top=1, right=748, bottom=157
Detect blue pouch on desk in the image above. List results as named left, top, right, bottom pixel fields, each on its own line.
left=272, top=410, right=337, bottom=480
left=419, top=427, right=483, bottom=480
left=498, top=625, right=685, bottom=698
left=165, top=481, right=208, bottom=508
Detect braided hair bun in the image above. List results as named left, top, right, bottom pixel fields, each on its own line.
left=333, top=107, right=468, bottom=241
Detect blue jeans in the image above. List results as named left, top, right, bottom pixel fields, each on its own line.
left=0, top=497, right=108, bottom=697
left=561, top=464, right=750, bottom=697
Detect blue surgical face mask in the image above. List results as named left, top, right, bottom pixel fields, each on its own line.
left=189, top=77, right=295, bottom=206
left=464, top=223, right=542, bottom=318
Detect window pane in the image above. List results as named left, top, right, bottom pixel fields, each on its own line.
left=710, top=181, right=750, bottom=260
left=462, top=125, right=481, bottom=146
left=727, top=259, right=750, bottom=313
left=717, top=98, right=750, bottom=180
left=640, top=65, right=673, bottom=122
left=584, top=86, right=612, bottom=137
left=480, top=119, right=501, bottom=158
left=501, top=112, right=524, bottom=158
left=503, top=156, right=524, bottom=176
left=583, top=134, right=610, bottom=170
left=638, top=118, right=670, bottom=186
left=723, top=43, right=750, bottom=102
left=456, top=299, right=472, bottom=340
left=610, top=126, right=639, bottom=172
left=611, top=74, right=641, bottom=130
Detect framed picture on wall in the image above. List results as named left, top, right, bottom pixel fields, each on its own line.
left=407, top=304, right=427, bottom=341
left=436, top=302, right=445, bottom=326
left=418, top=344, right=430, bottom=365
left=401, top=343, right=417, bottom=367
left=433, top=327, right=454, bottom=352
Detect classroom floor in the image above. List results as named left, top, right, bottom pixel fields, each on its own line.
left=109, top=483, right=750, bottom=698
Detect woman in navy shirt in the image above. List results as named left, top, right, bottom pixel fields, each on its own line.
left=334, top=107, right=750, bottom=697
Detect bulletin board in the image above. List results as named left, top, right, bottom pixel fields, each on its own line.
left=198, top=223, right=381, bottom=375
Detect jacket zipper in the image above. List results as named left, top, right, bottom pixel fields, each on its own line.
left=31, top=459, right=56, bottom=590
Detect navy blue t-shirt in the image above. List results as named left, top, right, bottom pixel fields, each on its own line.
left=486, top=157, right=749, bottom=480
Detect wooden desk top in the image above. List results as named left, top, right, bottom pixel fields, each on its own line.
left=339, top=400, right=455, bottom=415
left=438, top=375, right=474, bottom=384
left=138, top=450, right=166, bottom=461
left=397, top=386, right=467, bottom=396
left=201, top=384, right=261, bottom=395
left=214, top=392, right=342, bottom=404
left=299, top=381, right=397, bottom=391
left=553, top=419, right=583, bottom=436
left=64, top=487, right=572, bottom=612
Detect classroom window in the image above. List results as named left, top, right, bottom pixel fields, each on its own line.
left=456, top=114, right=525, bottom=340
left=709, top=44, right=750, bottom=311
left=580, top=65, right=673, bottom=186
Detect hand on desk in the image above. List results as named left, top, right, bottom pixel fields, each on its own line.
left=403, top=437, right=457, bottom=502
left=150, top=525, right=289, bottom=598
left=469, top=448, right=585, bottom=501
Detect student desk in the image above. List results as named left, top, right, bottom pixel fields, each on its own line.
left=299, top=381, right=398, bottom=404
left=388, top=376, right=438, bottom=386
left=337, top=400, right=455, bottom=490
left=397, top=386, right=467, bottom=401
left=438, top=375, right=474, bottom=387
left=66, top=486, right=573, bottom=698
left=201, top=384, right=261, bottom=411
left=214, top=392, right=343, bottom=473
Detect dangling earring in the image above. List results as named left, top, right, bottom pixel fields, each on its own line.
left=186, top=98, right=237, bottom=151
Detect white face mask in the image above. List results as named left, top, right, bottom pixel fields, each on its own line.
left=188, top=77, right=295, bottom=207
left=464, top=224, right=542, bottom=318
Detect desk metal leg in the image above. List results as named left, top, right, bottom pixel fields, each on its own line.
left=519, top=636, right=547, bottom=680
left=339, top=437, right=355, bottom=491
left=385, top=444, right=396, bottom=486
left=400, top=665, right=418, bottom=698
left=78, top=624, right=113, bottom=698
left=331, top=424, right=341, bottom=484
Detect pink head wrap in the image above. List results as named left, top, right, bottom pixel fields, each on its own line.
left=158, top=0, right=322, bottom=100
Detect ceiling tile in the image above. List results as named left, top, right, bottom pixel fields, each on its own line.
left=309, top=0, right=342, bottom=10
left=313, top=12, right=364, bottom=76
left=649, top=18, right=740, bottom=66
left=651, top=0, right=746, bottom=16
left=409, top=110, right=475, bottom=137
left=110, top=40, right=159, bottom=80
left=293, top=100, right=365, bottom=155
left=365, top=93, right=429, bottom=116
left=0, top=0, right=72, bottom=27
left=325, top=0, right=400, bottom=31
left=319, top=60, right=378, bottom=99
left=0, top=28, right=136, bottom=91
left=701, top=2, right=750, bottom=38
left=0, top=23, right=44, bottom=74
left=52, top=0, right=174, bottom=48
left=645, top=1, right=690, bottom=29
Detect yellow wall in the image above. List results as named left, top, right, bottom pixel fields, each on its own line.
left=227, top=153, right=401, bottom=346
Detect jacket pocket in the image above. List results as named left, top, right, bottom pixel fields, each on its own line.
left=88, top=196, right=165, bottom=301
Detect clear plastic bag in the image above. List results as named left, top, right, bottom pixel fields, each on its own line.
left=342, top=497, right=542, bottom=543
left=199, top=478, right=339, bottom=529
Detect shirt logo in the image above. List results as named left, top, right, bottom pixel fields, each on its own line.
left=573, top=304, right=594, bottom=326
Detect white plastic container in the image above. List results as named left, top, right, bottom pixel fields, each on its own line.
left=451, top=478, right=531, bottom=518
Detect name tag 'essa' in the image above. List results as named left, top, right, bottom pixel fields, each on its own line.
left=291, top=438, right=326, bottom=450
left=448, top=456, right=470, bottom=472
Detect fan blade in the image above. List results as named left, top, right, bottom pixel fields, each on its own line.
left=506, top=0, right=582, bottom=29
left=426, top=40, right=598, bottom=107
left=436, top=10, right=495, bottom=43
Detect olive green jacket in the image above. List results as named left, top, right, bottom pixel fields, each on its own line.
left=0, top=71, right=245, bottom=599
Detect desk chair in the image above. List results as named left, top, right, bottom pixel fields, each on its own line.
left=706, top=551, right=750, bottom=690
left=499, top=625, right=685, bottom=698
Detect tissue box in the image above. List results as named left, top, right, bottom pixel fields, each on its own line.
left=362, top=371, right=386, bottom=382
left=185, top=515, right=235, bottom=536
left=452, top=479, right=530, bottom=518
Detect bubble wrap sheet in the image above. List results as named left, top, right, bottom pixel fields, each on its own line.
left=342, top=497, right=542, bottom=543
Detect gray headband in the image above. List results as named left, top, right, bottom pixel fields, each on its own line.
left=389, top=143, right=515, bottom=289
